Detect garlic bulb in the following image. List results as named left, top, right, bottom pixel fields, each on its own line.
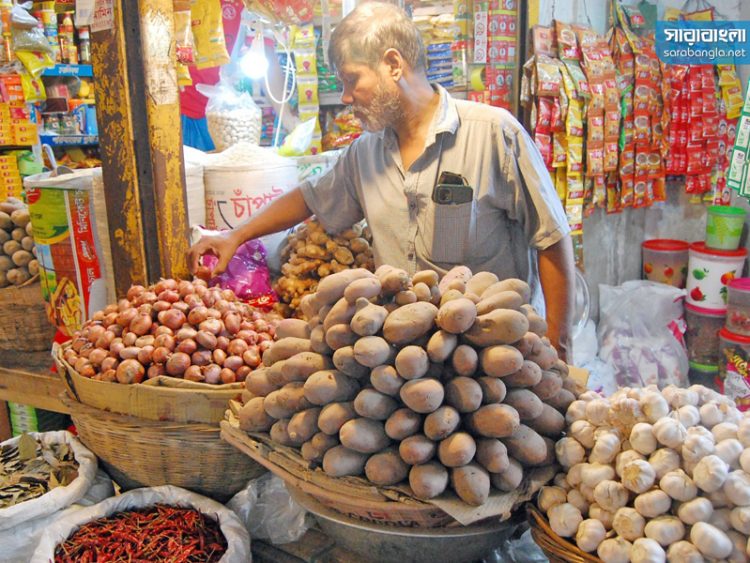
left=670, top=388, right=699, bottom=408
left=538, top=486, right=567, bottom=512
left=590, top=432, right=622, bottom=464
left=569, top=419, right=596, bottom=449
left=710, top=507, right=732, bottom=531
left=687, top=424, right=715, bottom=443
left=737, top=417, right=750, bottom=448
left=649, top=448, right=682, bottom=480
left=631, top=537, right=666, bottom=563
left=553, top=472, right=572, bottom=491
left=713, top=422, right=739, bottom=442
left=622, top=459, right=657, bottom=494
left=579, top=390, right=602, bottom=402
left=555, top=437, right=585, bottom=468
left=716, top=439, right=744, bottom=469
left=661, top=385, right=680, bottom=406
left=730, top=506, right=750, bottom=534
left=585, top=398, right=611, bottom=426
left=630, top=422, right=658, bottom=455
left=676, top=405, right=700, bottom=428
left=666, top=540, right=704, bottom=563
left=676, top=497, right=714, bottom=525
left=614, top=506, right=646, bottom=541
left=724, top=470, right=750, bottom=507
left=692, top=455, right=729, bottom=493
left=634, top=489, right=672, bottom=518
left=617, top=450, right=646, bottom=478
left=589, top=503, right=614, bottom=530
left=567, top=488, right=589, bottom=515
left=700, top=402, right=725, bottom=428
left=641, top=392, right=670, bottom=424
left=653, top=418, right=688, bottom=449
left=579, top=483, right=595, bottom=503
left=610, top=396, right=644, bottom=432
left=598, top=537, right=633, bottom=563
left=565, top=400, right=587, bottom=424
left=690, top=521, right=733, bottom=559
left=567, top=463, right=586, bottom=488
left=644, top=516, right=685, bottom=547
left=726, top=529, right=747, bottom=563
left=594, top=480, right=629, bottom=512
left=682, top=432, right=715, bottom=466
left=575, top=518, right=607, bottom=553
left=580, top=463, right=616, bottom=488
left=708, top=487, right=732, bottom=509
left=548, top=502, right=582, bottom=538
left=660, top=469, right=698, bottom=502
left=741, top=450, right=750, bottom=475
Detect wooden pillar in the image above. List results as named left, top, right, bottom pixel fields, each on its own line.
left=90, top=1, right=190, bottom=294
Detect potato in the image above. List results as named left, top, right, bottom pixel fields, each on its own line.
left=527, top=344, right=558, bottom=370
left=0, top=230, right=8, bottom=245
left=304, top=370, right=360, bottom=405
left=0, top=211, right=10, bottom=230
left=339, top=418, right=390, bottom=453
left=466, top=272, right=499, bottom=297
left=467, top=404, right=520, bottom=438
left=241, top=390, right=255, bottom=404
left=476, top=290, right=524, bottom=315
left=344, top=277, right=382, bottom=304
left=262, top=337, right=312, bottom=366
left=24, top=221, right=32, bottom=236
left=481, top=278, right=531, bottom=302
left=267, top=361, right=288, bottom=387
left=395, top=345, right=429, bottom=380
left=478, top=377, right=507, bottom=404
left=445, top=377, right=483, bottom=413
left=3, top=240, right=20, bottom=256
left=395, top=290, right=417, bottom=305
left=479, top=345, right=524, bottom=377
left=288, top=408, right=321, bottom=443
left=399, top=434, right=436, bottom=465
left=502, top=425, right=548, bottom=466
left=301, top=432, right=339, bottom=462
left=322, top=445, right=369, bottom=477
left=316, top=268, right=375, bottom=306
left=438, top=432, right=477, bottom=467
left=365, top=449, right=409, bottom=486
left=10, top=208, right=30, bottom=228
left=7, top=267, right=30, bottom=286
left=413, top=282, right=432, bottom=302
left=426, top=330, right=458, bottom=362
left=451, top=463, right=490, bottom=506
left=379, top=267, right=411, bottom=296
left=370, top=365, right=405, bottom=396
left=27, top=259, right=39, bottom=277
left=424, top=406, right=461, bottom=441
left=245, top=368, right=279, bottom=396
left=354, top=388, right=399, bottom=420
left=436, top=298, right=477, bottom=334
left=350, top=299, right=388, bottom=336
left=382, top=302, right=438, bottom=345
left=274, top=318, right=311, bottom=340
left=439, top=289, right=465, bottom=306
left=412, top=269, right=440, bottom=288
left=451, top=344, right=478, bottom=376
left=475, top=438, right=510, bottom=473
left=409, top=462, right=449, bottom=499
left=353, top=336, right=393, bottom=367
left=264, top=389, right=297, bottom=419
left=332, top=346, right=370, bottom=379
left=325, top=323, right=358, bottom=350
left=323, top=297, right=358, bottom=332
left=531, top=370, right=563, bottom=400
left=528, top=403, right=566, bottom=438
left=504, top=389, right=544, bottom=421
left=526, top=311, right=548, bottom=337
left=270, top=419, right=304, bottom=446
left=238, top=397, right=275, bottom=432
left=547, top=389, right=576, bottom=411
left=310, top=325, right=332, bottom=355
left=437, top=265, right=472, bottom=293
left=400, top=378, right=445, bottom=413
left=282, top=352, right=334, bottom=383
left=10, top=227, right=24, bottom=242
left=318, top=402, right=356, bottom=435
left=465, top=309, right=529, bottom=347
left=503, top=360, right=542, bottom=388
left=490, top=458, right=524, bottom=491
left=277, top=381, right=313, bottom=412
left=514, top=332, right=543, bottom=357
left=385, top=408, right=422, bottom=440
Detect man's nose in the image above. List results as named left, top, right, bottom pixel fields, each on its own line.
left=340, top=87, right=354, bottom=105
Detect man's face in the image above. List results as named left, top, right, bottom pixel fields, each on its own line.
left=338, top=62, right=403, bottom=132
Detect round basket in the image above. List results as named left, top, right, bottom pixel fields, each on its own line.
left=526, top=504, right=602, bottom=563
left=0, top=276, right=56, bottom=351
left=62, top=394, right=265, bottom=503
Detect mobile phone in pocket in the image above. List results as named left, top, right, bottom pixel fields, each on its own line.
left=432, top=171, right=473, bottom=205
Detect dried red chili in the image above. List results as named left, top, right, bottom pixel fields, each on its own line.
left=54, top=504, right=228, bottom=563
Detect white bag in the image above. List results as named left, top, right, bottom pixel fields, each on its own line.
left=31, top=485, right=252, bottom=563
left=0, top=431, right=98, bottom=531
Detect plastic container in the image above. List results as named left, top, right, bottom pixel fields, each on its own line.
left=718, top=328, right=750, bottom=411
left=642, top=239, right=690, bottom=288
left=706, top=205, right=746, bottom=251
left=685, top=302, right=725, bottom=365
left=688, top=361, right=720, bottom=392
left=686, top=242, right=747, bottom=309
left=728, top=278, right=750, bottom=336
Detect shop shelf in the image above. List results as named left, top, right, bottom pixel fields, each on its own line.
left=42, top=64, right=94, bottom=78
left=39, top=134, right=98, bottom=147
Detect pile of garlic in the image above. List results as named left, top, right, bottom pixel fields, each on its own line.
left=540, top=384, right=750, bottom=562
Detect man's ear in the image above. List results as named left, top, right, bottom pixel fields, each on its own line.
left=382, top=48, right=405, bottom=82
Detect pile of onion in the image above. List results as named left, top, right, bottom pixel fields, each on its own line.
left=62, top=278, right=280, bottom=385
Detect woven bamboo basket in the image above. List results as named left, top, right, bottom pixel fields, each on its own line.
left=0, top=276, right=56, bottom=351
left=527, top=504, right=602, bottom=563
left=62, top=394, right=265, bottom=503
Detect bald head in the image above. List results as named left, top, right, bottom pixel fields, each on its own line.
left=329, top=1, right=426, bottom=72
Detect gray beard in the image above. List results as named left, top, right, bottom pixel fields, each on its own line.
left=353, top=81, right=404, bottom=132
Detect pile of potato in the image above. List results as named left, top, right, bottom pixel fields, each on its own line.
left=0, top=198, right=37, bottom=287
left=540, top=384, right=750, bottom=562
left=62, top=278, right=280, bottom=385
left=274, top=219, right=374, bottom=316
left=238, top=265, right=582, bottom=507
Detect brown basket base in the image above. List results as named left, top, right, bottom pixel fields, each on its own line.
left=527, top=504, right=602, bottom=563
left=0, top=278, right=56, bottom=351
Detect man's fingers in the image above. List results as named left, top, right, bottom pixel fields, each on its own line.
left=213, top=253, right=231, bottom=277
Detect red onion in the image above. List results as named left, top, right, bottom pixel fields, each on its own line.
left=223, top=313, right=241, bottom=335
left=71, top=337, right=88, bottom=352
left=172, top=301, right=190, bottom=314
left=127, top=285, right=146, bottom=301
left=101, top=369, right=117, bottom=383
left=203, top=364, right=221, bottom=384
left=154, top=334, right=175, bottom=351
left=88, top=348, right=109, bottom=367
left=176, top=327, right=198, bottom=341
left=103, top=312, right=118, bottom=327
left=147, top=364, right=165, bottom=379
left=195, top=330, right=217, bottom=350
left=206, top=308, right=221, bottom=320
left=152, top=346, right=171, bottom=364
left=235, top=365, right=251, bottom=382
left=158, top=309, right=186, bottom=331
left=153, top=300, right=172, bottom=312
left=101, top=357, right=119, bottom=372
left=220, top=368, right=236, bottom=384
left=137, top=346, right=154, bottom=364
left=117, top=298, right=131, bottom=312
left=217, top=336, right=230, bottom=351
left=191, top=350, right=212, bottom=366
left=109, top=341, right=125, bottom=358
left=212, top=348, right=226, bottom=366
left=116, top=359, right=145, bottom=384
left=259, top=340, right=273, bottom=352
left=224, top=355, right=244, bottom=372
left=116, top=308, right=138, bottom=327
left=153, top=325, right=173, bottom=337
left=158, top=289, right=180, bottom=303
left=119, top=346, right=140, bottom=360
left=236, top=330, right=258, bottom=345
left=176, top=338, right=197, bottom=355
left=184, top=365, right=205, bottom=382
left=166, top=352, right=190, bottom=376
left=227, top=338, right=248, bottom=357
left=95, top=332, right=115, bottom=350
left=187, top=306, right=208, bottom=325
left=122, top=332, right=137, bottom=347
left=242, top=349, right=261, bottom=368
left=178, top=280, right=195, bottom=297
left=135, top=335, right=155, bottom=348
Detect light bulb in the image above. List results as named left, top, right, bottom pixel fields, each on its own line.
left=240, top=34, right=268, bottom=79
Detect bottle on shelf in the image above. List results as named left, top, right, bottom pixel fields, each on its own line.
left=77, top=26, right=91, bottom=64
left=58, top=12, right=75, bottom=64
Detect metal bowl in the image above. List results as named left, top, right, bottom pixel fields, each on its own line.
left=289, top=486, right=520, bottom=563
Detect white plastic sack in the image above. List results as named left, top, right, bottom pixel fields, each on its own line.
left=31, top=485, right=251, bottom=563
left=598, top=280, right=688, bottom=389
left=227, top=474, right=309, bottom=545
left=1, top=469, right=114, bottom=563
left=0, top=431, right=98, bottom=531
left=183, top=145, right=209, bottom=228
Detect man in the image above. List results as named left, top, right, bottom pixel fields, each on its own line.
left=188, top=1, right=575, bottom=359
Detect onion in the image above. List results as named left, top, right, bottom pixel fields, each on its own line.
left=220, top=368, right=236, bottom=384
left=158, top=290, right=180, bottom=303
left=187, top=306, right=208, bottom=325
left=203, top=364, right=221, bottom=384
left=166, top=352, right=190, bottom=376
left=240, top=320, right=254, bottom=332
left=259, top=340, right=273, bottom=353
left=92, top=311, right=105, bottom=322
left=86, top=324, right=106, bottom=343
left=220, top=289, right=235, bottom=301
left=109, top=324, right=124, bottom=337
left=138, top=291, right=158, bottom=305
left=254, top=320, right=270, bottom=333
left=119, top=346, right=140, bottom=360
left=206, top=308, right=221, bottom=320
left=183, top=294, right=202, bottom=308
left=116, top=308, right=138, bottom=327
left=104, top=304, right=118, bottom=315
left=116, top=359, right=145, bottom=384
left=237, top=330, right=258, bottom=345
left=122, top=332, right=137, bottom=347
left=242, top=349, right=261, bottom=368
left=212, top=348, right=226, bottom=366
left=101, top=357, right=119, bottom=372
left=227, top=338, right=248, bottom=357
left=154, top=334, right=175, bottom=351
left=137, top=304, right=153, bottom=316
left=199, top=318, right=223, bottom=335
left=153, top=325, right=173, bottom=337
left=88, top=348, right=109, bottom=367
left=128, top=314, right=152, bottom=336
left=63, top=349, right=77, bottom=364
left=95, top=332, right=115, bottom=350
left=127, top=285, right=146, bottom=301
left=71, top=337, right=88, bottom=352
left=153, top=300, right=172, bottom=312
left=195, top=330, right=217, bottom=350
left=178, top=280, right=195, bottom=297
left=137, top=346, right=154, bottom=364
left=184, top=365, right=205, bottom=382
left=110, top=341, right=125, bottom=358
left=147, top=364, right=165, bottom=379
left=172, top=301, right=190, bottom=314
left=158, top=309, right=186, bottom=331
left=74, top=357, right=95, bottom=378
left=223, top=313, right=241, bottom=335
left=101, top=369, right=117, bottom=383
left=235, top=365, right=251, bottom=382
left=175, top=327, right=197, bottom=342
left=217, top=336, right=230, bottom=351
left=135, top=335, right=155, bottom=348
left=224, top=355, right=244, bottom=371
left=176, top=338, right=197, bottom=355
left=194, top=278, right=208, bottom=288
left=192, top=350, right=212, bottom=366
left=154, top=278, right=177, bottom=294
left=117, top=298, right=131, bottom=312
left=257, top=332, right=272, bottom=343
left=103, top=312, right=118, bottom=327
left=79, top=344, right=93, bottom=358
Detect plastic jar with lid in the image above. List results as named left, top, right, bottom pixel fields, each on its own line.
left=642, top=239, right=690, bottom=288
left=718, top=328, right=750, bottom=411
left=685, top=303, right=725, bottom=365
left=728, top=278, right=750, bottom=336
left=686, top=242, right=747, bottom=309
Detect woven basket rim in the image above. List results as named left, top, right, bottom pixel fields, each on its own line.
left=526, top=504, right=603, bottom=563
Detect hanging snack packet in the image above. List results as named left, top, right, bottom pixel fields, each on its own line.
left=173, top=1, right=195, bottom=64
left=555, top=21, right=580, bottom=60
left=566, top=100, right=584, bottom=137
left=191, top=0, right=230, bottom=69
left=567, top=136, right=584, bottom=174
left=536, top=55, right=561, bottom=97
left=532, top=25, right=556, bottom=57
left=553, top=131, right=567, bottom=168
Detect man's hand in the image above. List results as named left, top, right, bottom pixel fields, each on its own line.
left=187, top=230, right=241, bottom=277
left=538, top=235, right=575, bottom=364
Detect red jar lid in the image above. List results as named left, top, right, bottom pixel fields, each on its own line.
left=642, top=239, right=690, bottom=251
left=729, top=278, right=750, bottom=293
left=685, top=302, right=727, bottom=317
left=690, top=241, right=748, bottom=257
left=720, top=327, right=750, bottom=344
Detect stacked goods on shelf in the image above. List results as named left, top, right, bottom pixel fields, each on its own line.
left=274, top=219, right=374, bottom=316
left=533, top=384, right=750, bottom=562
left=234, top=265, right=583, bottom=510
left=727, top=80, right=750, bottom=198
left=292, top=25, right=323, bottom=155
left=484, top=0, right=518, bottom=110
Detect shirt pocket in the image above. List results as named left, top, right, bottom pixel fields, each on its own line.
left=429, top=201, right=473, bottom=264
